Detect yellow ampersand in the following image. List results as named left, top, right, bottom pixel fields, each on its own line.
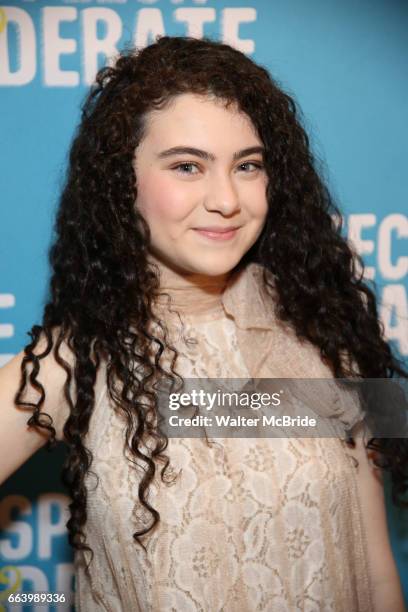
left=0, top=566, right=22, bottom=612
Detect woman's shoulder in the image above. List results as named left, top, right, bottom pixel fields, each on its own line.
left=15, top=328, right=109, bottom=444
left=222, top=263, right=368, bottom=435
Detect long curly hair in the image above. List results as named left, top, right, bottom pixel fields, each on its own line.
left=15, top=35, right=408, bottom=571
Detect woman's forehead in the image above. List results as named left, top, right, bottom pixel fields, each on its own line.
left=139, top=92, right=259, bottom=147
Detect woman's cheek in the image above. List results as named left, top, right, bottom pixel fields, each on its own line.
left=136, top=179, right=166, bottom=219
left=143, top=175, right=195, bottom=222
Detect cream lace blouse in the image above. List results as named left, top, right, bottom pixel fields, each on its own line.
left=73, top=262, right=373, bottom=611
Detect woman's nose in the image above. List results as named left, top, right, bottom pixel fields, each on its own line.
left=203, top=172, right=241, bottom=216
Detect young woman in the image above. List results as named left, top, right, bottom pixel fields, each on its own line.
left=1, top=36, right=407, bottom=611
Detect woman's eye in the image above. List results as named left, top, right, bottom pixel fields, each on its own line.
left=171, top=161, right=264, bottom=176
left=172, top=162, right=200, bottom=175
left=238, top=161, right=264, bottom=172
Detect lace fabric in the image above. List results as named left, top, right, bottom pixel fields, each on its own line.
left=73, top=262, right=373, bottom=611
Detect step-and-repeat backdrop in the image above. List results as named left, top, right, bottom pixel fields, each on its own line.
left=0, top=1, right=407, bottom=609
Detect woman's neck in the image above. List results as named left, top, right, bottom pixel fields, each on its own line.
left=149, top=254, right=230, bottom=316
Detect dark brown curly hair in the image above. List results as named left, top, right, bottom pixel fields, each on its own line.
left=15, top=35, right=408, bottom=574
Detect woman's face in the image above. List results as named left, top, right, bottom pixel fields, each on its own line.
left=134, top=92, right=268, bottom=276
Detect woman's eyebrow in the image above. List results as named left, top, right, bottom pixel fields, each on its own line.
left=156, top=146, right=265, bottom=161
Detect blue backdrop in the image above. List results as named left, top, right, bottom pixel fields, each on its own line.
left=0, top=1, right=407, bottom=610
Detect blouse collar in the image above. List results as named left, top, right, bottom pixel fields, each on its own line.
left=221, top=263, right=278, bottom=330
left=152, top=257, right=278, bottom=329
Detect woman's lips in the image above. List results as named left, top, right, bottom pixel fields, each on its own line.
left=192, top=227, right=240, bottom=241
